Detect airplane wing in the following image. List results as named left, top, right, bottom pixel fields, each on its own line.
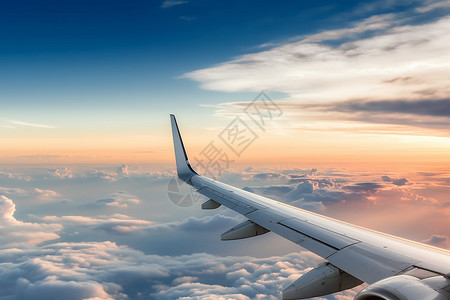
left=170, top=114, right=450, bottom=300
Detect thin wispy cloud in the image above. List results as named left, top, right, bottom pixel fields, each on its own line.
left=416, top=0, right=450, bottom=13
left=10, top=120, right=55, bottom=128
left=296, top=14, right=396, bottom=44
left=180, top=16, right=196, bottom=21
left=161, top=0, right=188, bottom=8
left=352, top=0, right=420, bottom=15
left=42, top=214, right=152, bottom=234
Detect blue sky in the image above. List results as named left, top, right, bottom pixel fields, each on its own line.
left=0, top=0, right=436, bottom=112
left=1, top=0, right=450, bottom=166
left=0, top=1, right=450, bottom=299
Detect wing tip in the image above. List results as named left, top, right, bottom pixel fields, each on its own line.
left=170, top=114, right=197, bottom=181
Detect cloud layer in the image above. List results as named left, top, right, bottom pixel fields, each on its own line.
left=0, top=241, right=338, bottom=300
left=184, top=2, right=450, bottom=132
left=0, top=164, right=448, bottom=299
left=185, top=6, right=450, bottom=101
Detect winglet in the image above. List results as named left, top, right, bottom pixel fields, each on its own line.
left=170, top=114, right=198, bottom=181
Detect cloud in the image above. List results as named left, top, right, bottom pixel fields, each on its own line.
left=34, top=188, right=62, bottom=202
left=83, top=169, right=120, bottom=181
left=155, top=215, right=241, bottom=232
left=49, top=167, right=73, bottom=179
left=93, top=214, right=232, bottom=236
left=96, top=191, right=141, bottom=208
left=294, top=98, right=450, bottom=130
left=299, top=14, right=396, bottom=44
left=381, top=175, right=409, bottom=186
left=244, top=175, right=379, bottom=208
left=217, top=97, right=450, bottom=134
left=16, top=154, right=65, bottom=159
left=46, top=165, right=169, bottom=183
left=0, top=242, right=127, bottom=299
left=184, top=5, right=450, bottom=132
left=0, top=165, right=446, bottom=299
left=220, top=168, right=446, bottom=217
left=185, top=15, right=450, bottom=97
left=353, top=0, right=420, bottom=15
left=343, top=182, right=383, bottom=195
left=0, top=171, right=14, bottom=179
left=237, top=168, right=447, bottom=220
left=422, top=234, right=449, bottom=248
left=0, top=241, right=331, bottom=300
left=0, top=195, right=61, bottom=248
left=180, top=16, right=196, bottom=21
left=417, top=0, right=450, bottom=13
left=0, top=195, right=17, bottom=225
left=116, top=164, right=129, bottom=176
left=161, top=0, right=188, bottom=8
left=285, top=181, right=314, bottom=200
left=0, top=186, right=27, bottom=195
left=399, top=190, right=438, bottom=204
left=290, top=97, right=450, bottom=120
left=9, top=120, right=55, bottom=129
left=251, top=172, right=287, bottom=181
left=14, top=278, right=118, bottom=300
left=41, top=214, right=153, bottom=235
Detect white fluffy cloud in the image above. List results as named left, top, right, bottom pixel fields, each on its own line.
left=49, top=167, right=73, bottom=179
left=0, top=165, right=447, bottom=299
left=0, top=240, right=345, bottom=300
left=42, top=214, right=153, bottom=235
left=184, top=3, right=450, bottom=132
left=185, top=9, right=450, bottom=102
left=39, top=213, right=238, bottom=237
left=34, top=188, right=62, bottom=202
left=96, top=191, right=141, bottom=208
left=0, top=195, right=61, bottom=248
left=47, top=165, right=171, bottom=183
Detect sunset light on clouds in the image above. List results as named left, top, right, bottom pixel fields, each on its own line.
left=0, top=0, right=449, bottom=299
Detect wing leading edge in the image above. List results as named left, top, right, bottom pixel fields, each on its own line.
left=170, top=115, right=450, bottom=300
